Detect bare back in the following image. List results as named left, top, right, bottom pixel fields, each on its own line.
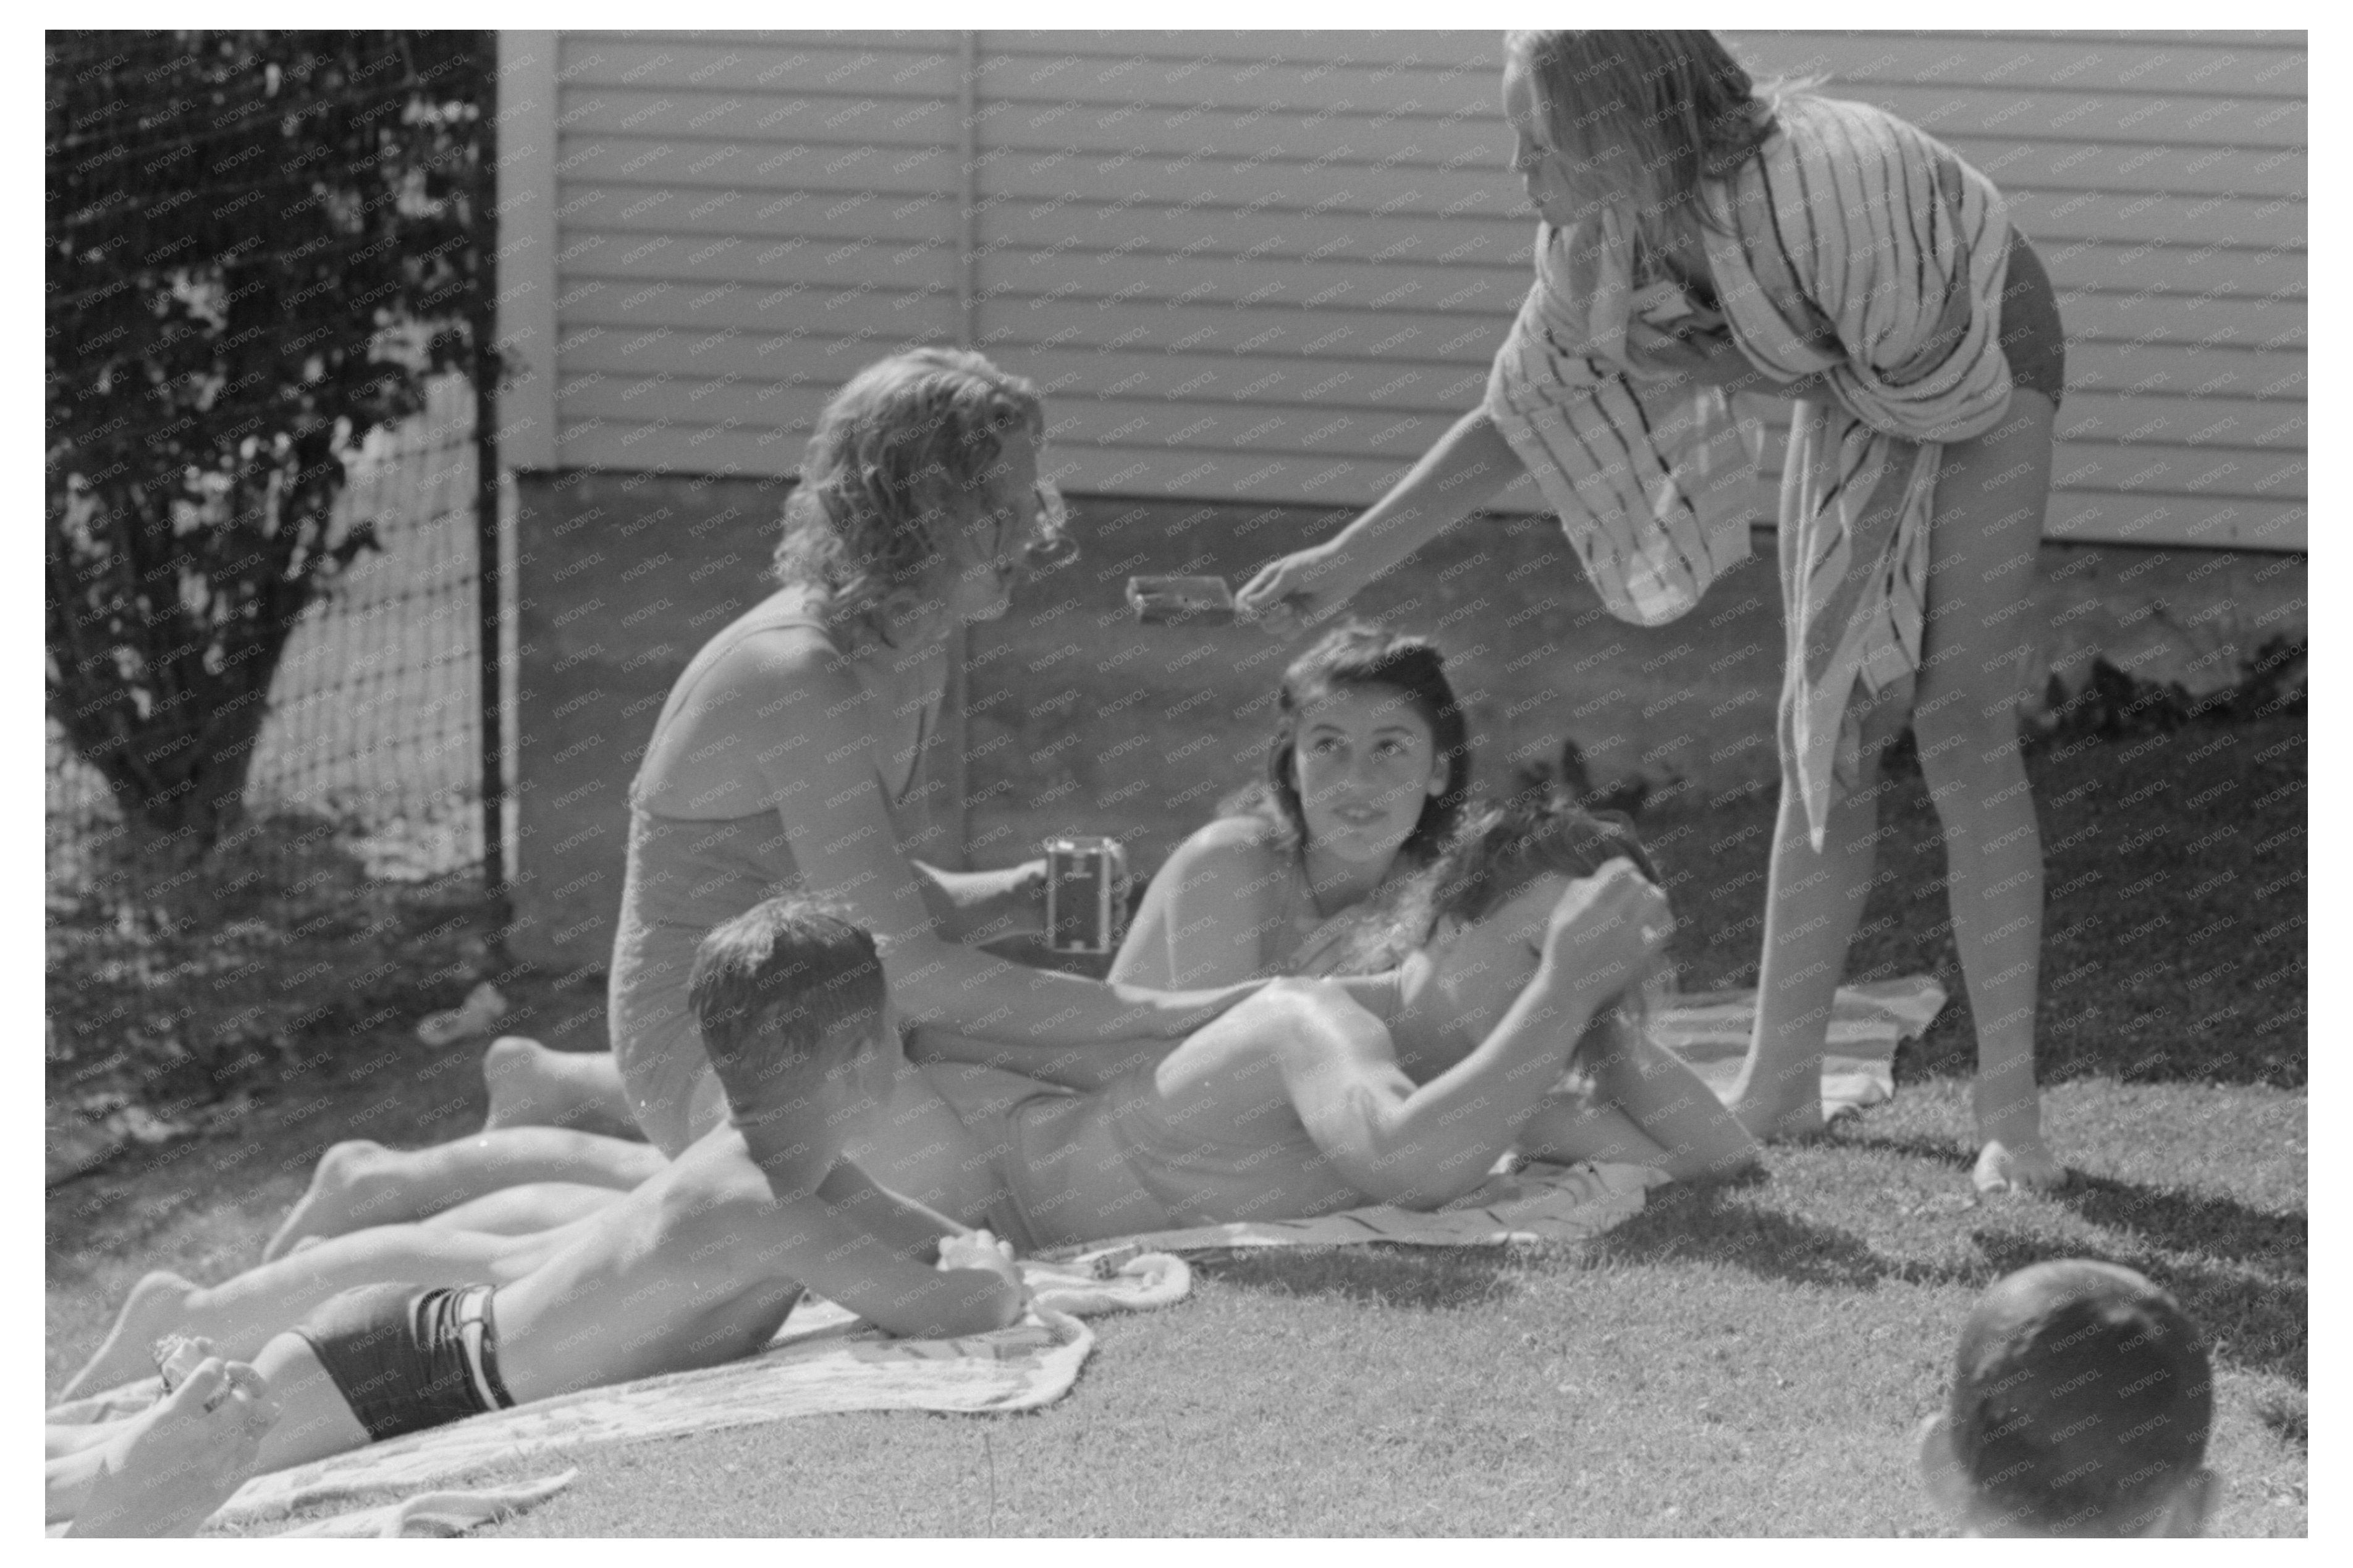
left=489, top=1128, right=941, bottom=1403
left=633, top=588, right=938, bottom=820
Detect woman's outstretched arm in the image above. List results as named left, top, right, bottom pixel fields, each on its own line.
left=1235, top=407, right=1523, bottom=629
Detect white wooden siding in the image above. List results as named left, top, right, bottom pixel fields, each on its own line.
left=513, top=28, right=2304, bottom=549
left=539, top=32, right=966, bottom=474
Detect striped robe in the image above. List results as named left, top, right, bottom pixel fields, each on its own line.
left=1485, top=95, right=2018, bottom=847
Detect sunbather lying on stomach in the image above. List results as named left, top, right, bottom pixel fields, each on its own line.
left=66, top=798, right=1755, bottom=1414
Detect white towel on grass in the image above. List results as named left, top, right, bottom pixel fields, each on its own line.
left=48, top=1251, right=1188, bottom=1536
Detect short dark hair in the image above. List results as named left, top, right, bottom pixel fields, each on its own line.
left=1223, top=620, right=1472, bottom=869
left=688, top=896, right=888, bottom=1124
left=1949, top=1260, right=2213, bottom=1536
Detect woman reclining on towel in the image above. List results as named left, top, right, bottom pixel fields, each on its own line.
left=263, top=622, right=1478, bottom=1257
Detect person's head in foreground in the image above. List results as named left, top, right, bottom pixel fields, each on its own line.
left=772, top=346, right=1071, bottom=646
left=1235, top=620, right=1472, bottom=877
left=690, top=896, right=898, bottom=1178
left=1918, top=1258, right=2218, bottom=1537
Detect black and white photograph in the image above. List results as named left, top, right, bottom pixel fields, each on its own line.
left=40, top=14, right=2312, bottom=1540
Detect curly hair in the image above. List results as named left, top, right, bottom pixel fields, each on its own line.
left=1331, top=791, right=1658, bottom=976
left=771, top=347, right=1045, bottom=647
left=1219, top=620, right=1472, bottom=871
left=1504, top=30, right=1793, bottom=252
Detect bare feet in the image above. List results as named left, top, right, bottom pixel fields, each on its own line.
left=62, top=1271, right=201, bottom=1402
left=262, top=1138, right=403, bottom=1262
left=60, top=1352, right=276, bottom=1536
left=1972, top=1137, right=2068, bottom=1197
left=482, top=1036, right=636, bottom=1134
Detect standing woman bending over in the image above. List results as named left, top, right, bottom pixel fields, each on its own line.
left=1110, top=623, right=1471, bottom=990
left=1240, top=31, right=2067, bottom=1193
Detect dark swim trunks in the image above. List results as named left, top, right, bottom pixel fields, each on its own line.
left=1997, top=230, right=2066, bottom=407
left=295, top=1282, right=516, bottom=1442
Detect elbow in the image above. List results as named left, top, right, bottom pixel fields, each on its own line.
left=940, top=1275, right=1027, bottom=1338
left=1347, top=1139, right=1497, bottom=1211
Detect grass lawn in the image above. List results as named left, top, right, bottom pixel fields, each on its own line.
left=44, top=710, right=2306, bottom=1536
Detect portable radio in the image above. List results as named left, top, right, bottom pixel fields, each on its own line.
left=1043, top=835, right=1128, bottom=955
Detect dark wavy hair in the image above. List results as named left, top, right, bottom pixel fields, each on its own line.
left=1220, top=622, right=1472, bottom=872
left=1334, top=792, right=1658, bottom=975
left=1505, top=30, right=1789, bottom=251
left=771, top=347, right=1047, bottom=648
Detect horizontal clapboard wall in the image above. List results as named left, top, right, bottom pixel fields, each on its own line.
left=501, top=28, right=2305, bottom=549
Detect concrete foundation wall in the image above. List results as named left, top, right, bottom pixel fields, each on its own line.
left=510, top=474, right=2306, bottom=971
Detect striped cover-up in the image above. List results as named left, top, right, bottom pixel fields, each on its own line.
left=1484, top=95, right=2019, bottom=846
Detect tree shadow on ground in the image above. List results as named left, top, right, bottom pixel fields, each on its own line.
left=1588, top=1182, right=2305, bottom=1385
left=1190, top=1244, right=1524, bottom=1312
left=1840, top=1131, right=2305, bottom=1273
left=1964, top=1228, right=2306, bottom=1386
left=2054, top=1173, right=2305, bottom=1275
left=1587, top=1186, right=1904, bottom=1291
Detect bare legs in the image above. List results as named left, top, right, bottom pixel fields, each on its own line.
left=1731, top=392, right=2062, bottom=1192
left=265, top=1127, right=664, bottom=1260
left=480, top=1035, right=638, bottom=1133
left=64, top=1216, right=589, bottom=1400
left=1726, top=722, right=1893, bottom=1139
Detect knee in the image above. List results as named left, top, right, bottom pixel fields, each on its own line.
left=316, top=1139, right=391, bottom=1190
left=481, top=1035, right=544, bottom=1082
left=1911, top=692, right=2021, bottom=779
left=1257, top=975, right=1345, bottom=1021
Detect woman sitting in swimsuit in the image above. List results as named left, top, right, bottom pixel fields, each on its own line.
left=256, top=348, right=1271, bottom=1256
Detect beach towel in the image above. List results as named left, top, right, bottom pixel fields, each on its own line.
left=46, top=1250, right=1189, bottom=1536
left=1654, top=972, right=1942, bottom=1122
left=1486, top=94, right=2018, bottom=849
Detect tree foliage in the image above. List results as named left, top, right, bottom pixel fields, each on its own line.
left=46, top=30, right=494, bottom=861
